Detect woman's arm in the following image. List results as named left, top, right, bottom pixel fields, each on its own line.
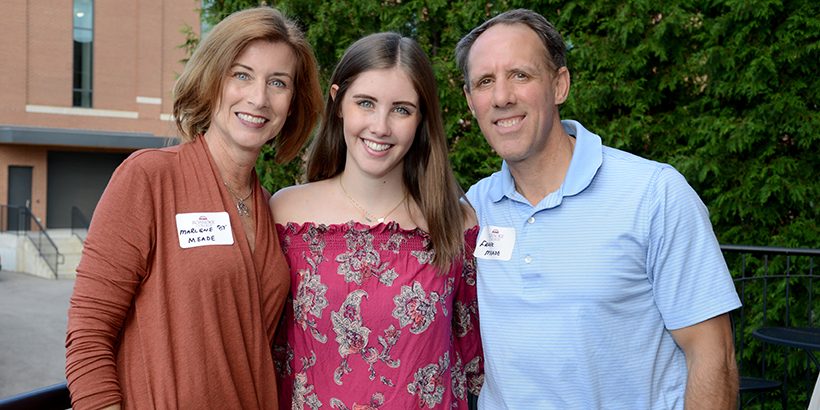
left=65, top=159, right=154, bottom=410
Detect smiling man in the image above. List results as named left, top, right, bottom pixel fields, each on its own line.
left=456, top=9, right=741, bottom=410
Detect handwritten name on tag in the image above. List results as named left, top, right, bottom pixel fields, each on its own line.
left=175, top=212, right=234, bottom=249
left=474, top=226, right=515, bottom=261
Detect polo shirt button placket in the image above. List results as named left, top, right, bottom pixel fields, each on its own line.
left=524, top=216, right=534, bottom=264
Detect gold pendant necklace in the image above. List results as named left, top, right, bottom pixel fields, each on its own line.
left=339, top=176, right=406, bottom=223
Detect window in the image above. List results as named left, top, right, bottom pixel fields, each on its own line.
left=73, top=0, right=93, bottom=107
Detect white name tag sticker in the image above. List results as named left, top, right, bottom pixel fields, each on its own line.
left=175, top=212, right=234, bottom=249
left=474, top=226, right=515, bottom=261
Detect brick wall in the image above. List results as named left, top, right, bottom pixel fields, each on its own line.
left=0, top=0, right=199, bottom=136
left=0, top=0, right=200, bottom=227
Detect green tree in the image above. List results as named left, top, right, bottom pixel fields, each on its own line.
left=549, top=0, right=820, bottom=250
left=193, top=0, right=819, bottom=249
left=192, top=1, right=819, bottom=407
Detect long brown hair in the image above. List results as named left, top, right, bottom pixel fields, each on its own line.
left=172, top=7, right=322, bottom=163
left=306, top=32, right=470, bottom=273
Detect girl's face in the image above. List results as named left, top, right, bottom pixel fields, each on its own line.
left=332, top=67, right=421, bottom=180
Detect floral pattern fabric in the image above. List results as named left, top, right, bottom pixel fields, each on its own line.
left=275, top=221, right=483, bottom=409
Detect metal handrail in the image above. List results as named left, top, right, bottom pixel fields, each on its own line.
left=71, top=206, right=90, bottom=242
left=0, top=204, right=27, bottom=233
left=0, top=382, right=71, bottom=410
left=721, top=244, right=820, bottom=257
left=0, top=204, right=63, bottom=278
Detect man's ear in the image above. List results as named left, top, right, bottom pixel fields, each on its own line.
left=463, top=85, right=476, bottom=117
left=554, top=67, right=570, bottom=105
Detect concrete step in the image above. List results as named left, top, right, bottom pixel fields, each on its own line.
left=3, top=229, right=86, bottom=279
left=44, top=229, right=84, bottom=278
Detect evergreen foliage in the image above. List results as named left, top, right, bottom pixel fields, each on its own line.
left=552, top=0, right=820, bottom=250
left=197, top=0, right=819, bottom=250
left=192, top=1, right=819, bottom=407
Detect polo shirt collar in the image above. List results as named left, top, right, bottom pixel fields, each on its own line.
left=487, top=161, right=516, bottom=202
left=485, top=119, right=603, bottom=203
left=561, top=120, right=602, bottom=197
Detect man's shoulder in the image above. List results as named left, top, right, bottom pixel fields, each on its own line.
left=599, top=145, right=687, bottom=184
left=601, top=145, right=666, bottom=170
left=465, top=168, right=506, bottom=202
left=467, top=171, right=500, bottom=190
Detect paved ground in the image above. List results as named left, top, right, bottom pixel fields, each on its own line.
left=0, top=269, right=75, bottom=400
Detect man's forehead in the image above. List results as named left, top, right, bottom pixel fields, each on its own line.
left=467, top=23, right=550, bottom=74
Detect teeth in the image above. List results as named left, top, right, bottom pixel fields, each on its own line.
left=237, top=113, right=267, bottom=124
left=496, top=118, right=521, bottom=127
left=363, top=139, right=392, bottom=152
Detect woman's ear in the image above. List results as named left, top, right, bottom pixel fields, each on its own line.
left=330, top=84, right=339, bottom=101
left=330, top=84, right=342, bottom=118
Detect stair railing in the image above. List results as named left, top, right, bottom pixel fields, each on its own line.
left=0, top=204, right=63, bottom=278
left=71, top=206, right=90, bottom=242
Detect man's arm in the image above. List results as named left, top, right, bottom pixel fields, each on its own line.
left=668, top=313, right=738, bottom=410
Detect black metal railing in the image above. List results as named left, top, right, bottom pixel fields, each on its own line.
left=0, top=382, right=71, bottom=410
left=71, top=206, right=90, bottom=242
left=0, top=204, right=29, bottom=232
left=0, top=204, right=64, bottom=278
left=724, top=244, right=820, bottom=409
left=25, top=211, right=63, bottom=279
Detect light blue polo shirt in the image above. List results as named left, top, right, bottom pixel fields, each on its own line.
left=466, top=120, right=741, bottom=409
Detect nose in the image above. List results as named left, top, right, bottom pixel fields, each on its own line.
left=491, top=78, right=516, bottom=108
left=247, top=80, right=269, bottom=109
left=369, top=110, right=390, bottom=137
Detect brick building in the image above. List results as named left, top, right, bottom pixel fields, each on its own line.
left=0, top=0, right=199, bottom=229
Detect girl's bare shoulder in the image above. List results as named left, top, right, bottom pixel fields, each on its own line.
left=269, top=179, right=341, bottom=224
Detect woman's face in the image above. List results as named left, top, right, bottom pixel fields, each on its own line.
left=208, top=40, right=296, bottom=154
left=333, top=67, right=422, bottom=180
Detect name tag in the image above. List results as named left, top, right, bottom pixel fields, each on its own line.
left=474, top=226, right=515, bottom=261
left=175, top=212, right=234, bottom=249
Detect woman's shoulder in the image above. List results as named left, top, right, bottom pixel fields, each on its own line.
left=269, top=179, right=336, bottom=224
left=116, top=143, right=192, bottom=178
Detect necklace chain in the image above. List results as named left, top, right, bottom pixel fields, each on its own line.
left=339, top=176, right=406, bottom=224
left=224, top=182, right=253, bottom=217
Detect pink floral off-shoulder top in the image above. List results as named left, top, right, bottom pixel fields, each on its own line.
left=274, top=221, right=483, bottom=409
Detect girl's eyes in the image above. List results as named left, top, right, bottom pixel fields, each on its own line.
left=355, top=100, right=414, bottom=115
left=269, top=79, right=285, bottom=87
left=235, top=72, right=250, bottom=80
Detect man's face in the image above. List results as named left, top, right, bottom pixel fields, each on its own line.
left=464, top=23, right=568, bottom=165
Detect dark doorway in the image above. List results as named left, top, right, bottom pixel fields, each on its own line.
left=46, top=151, right=129, bottom=229
left=7, top=166, right=33, bottom=231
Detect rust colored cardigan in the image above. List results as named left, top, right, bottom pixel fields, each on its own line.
left=66, top=137, right=290, bottom=410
